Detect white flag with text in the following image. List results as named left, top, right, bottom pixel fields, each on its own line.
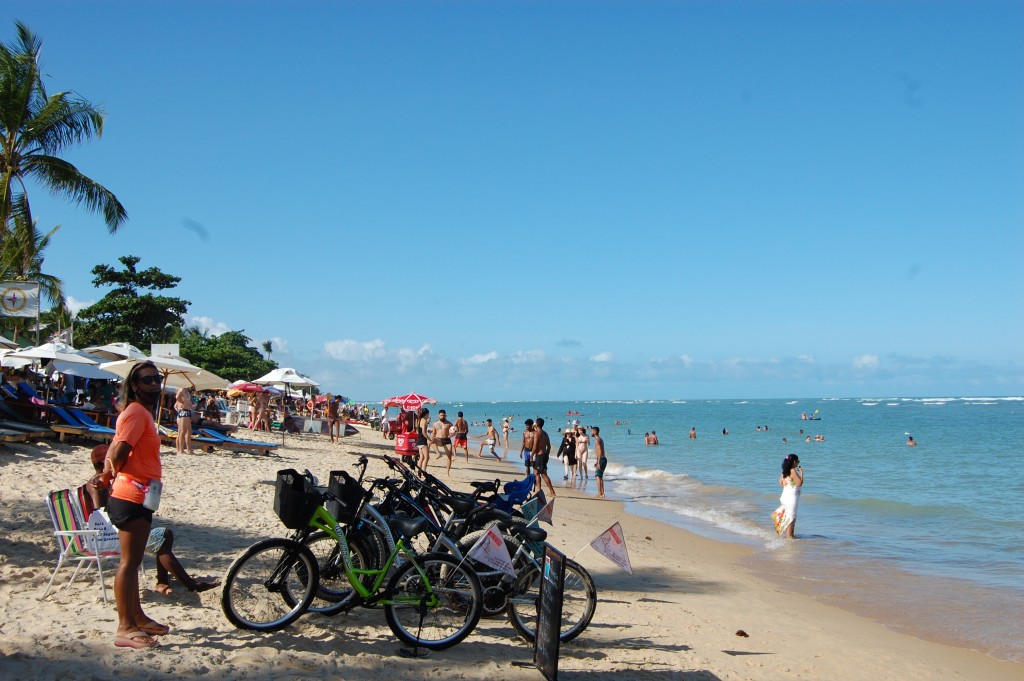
left=467, top=525, right=517, bottom=577
left=590, top=521, right=633, bottom=574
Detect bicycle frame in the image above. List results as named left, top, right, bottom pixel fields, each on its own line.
left=305, top=505, right=441, bottom=607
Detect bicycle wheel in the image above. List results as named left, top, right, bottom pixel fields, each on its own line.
left=221, top=538, right=319, bottom=632
left=456, top=529, right=525, bottom=617
left=507, top=558, right=597, bottom=643
left=383, top=552, right=483, bottom=650
left=299, top=530, right=374, bottom=615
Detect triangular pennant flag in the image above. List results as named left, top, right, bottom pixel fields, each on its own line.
left=590, top=521, right=633, bottom=574
left=467, top=525, right=517, bottom=577
left=536, top=490, right=554, bottom=525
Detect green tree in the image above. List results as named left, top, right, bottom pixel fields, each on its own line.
left=261, top=339, right=273, bottom=360
left=0, top=21, right=126, bottom=241
left=73, top=255, right=190, bottom=349
left=177, top=328, right=276, bottom=384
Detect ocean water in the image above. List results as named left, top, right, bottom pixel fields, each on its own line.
left=446, top=397, right=1024, bottom=662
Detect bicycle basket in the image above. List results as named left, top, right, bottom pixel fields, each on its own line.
left=326, top=470, right=368, bottom=525
left=273, top=469, right=322, bottom=529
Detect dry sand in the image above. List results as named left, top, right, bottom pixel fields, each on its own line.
left=1, top=428, right=1021, bottom=680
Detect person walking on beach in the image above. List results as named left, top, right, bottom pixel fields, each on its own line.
left=91, top=361, right=166, bottom=649
left=531, top=417, right=556, bottom=497
left=556, top=428, right=577, bottom=483
left=592, top=426, right=607, bottom=498
left=453, top=411, right=470, bottom=461
left=174, top=386, right=194, bottom=455
left=477, top=418, right=501, bottom=460
left=415, top=407, right=431, bottom=472
left=327, top=395, right=341, bottom=443
left=575, top=426, right=590, bottom=482
left=431, top=409, right=454, bottom=474
left=773, top=454, right=803, bottom=539
left=519, top=419, right=535, bottom=471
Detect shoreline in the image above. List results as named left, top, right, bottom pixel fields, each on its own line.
left=1, top=430, right=1021, bottom=680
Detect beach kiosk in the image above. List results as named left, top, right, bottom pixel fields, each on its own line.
left=381, top=392, right=437, bottom=458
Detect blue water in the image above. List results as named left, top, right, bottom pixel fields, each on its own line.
left=445, top=397, right=1024, bottom=661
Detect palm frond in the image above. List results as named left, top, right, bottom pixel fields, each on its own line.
left=24, top=154, right=127, bottom=233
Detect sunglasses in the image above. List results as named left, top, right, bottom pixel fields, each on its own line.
left=135, top=374, right=161, bottom=386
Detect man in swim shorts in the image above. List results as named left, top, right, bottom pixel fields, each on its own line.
left=453, top=411, right=470, bottom=461
left=592, top=426, right=607, bottom=498
left=477, top=418, right=500, bottom=460
left=531, top=417, right=555, bottom=497
left=520, top=419, right=535, bottom=471
left=431, top=410, right=454, bottom=474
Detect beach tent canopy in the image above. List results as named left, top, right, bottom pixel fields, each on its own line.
left=0, top=334, right=18, bottom=349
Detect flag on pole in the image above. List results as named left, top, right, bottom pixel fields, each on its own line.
left=590, top=521, right=633, bottom=574
left=0, top=282, right=40, bottom=318
left=535, top=490, right=554, bottom=525
left=466, top=525, right=517, bottom=577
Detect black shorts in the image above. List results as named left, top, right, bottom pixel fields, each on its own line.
left=106, top=496, right=154, bottom=530
left=438, top=437, right=452, bottom=445
left=533, top=456, right=548, bottom=474
left=416, top=435, right=428, bottom=446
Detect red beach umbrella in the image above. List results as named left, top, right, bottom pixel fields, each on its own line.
left=381, top=392, right=437, bottom=411
left=229, top=382, right=268, bottom=393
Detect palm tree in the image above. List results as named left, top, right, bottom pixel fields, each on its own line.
left=262, top=340, right=273, bottom=360
left=0, top=21, right=127, bottom=241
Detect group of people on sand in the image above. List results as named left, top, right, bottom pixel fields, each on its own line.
left=86, top=361, right=218, bottom=649
left=412, top=407, right=472, bottom=475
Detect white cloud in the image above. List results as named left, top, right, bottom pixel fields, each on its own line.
left=853, top=354, right=880, bottom=370
left=66, top=296, right=94, bottom=315
left=189, top=315, right=231, bottom=336
left=590, top=351, right=614, bottom=363
left=324, top=338, right=387, bottom=361
left=462, top=351, right=498, bottom=365
left=510, top=349, right=546, bottom=365
left=798, top=355, right=816, bottom=363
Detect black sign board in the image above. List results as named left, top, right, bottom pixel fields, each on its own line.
left=534, top=544, right=565, bottom=681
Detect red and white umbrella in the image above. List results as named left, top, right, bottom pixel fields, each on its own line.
left=381, top=392, right=437, bottom=411
left=227, top=381, right=268, bottom=393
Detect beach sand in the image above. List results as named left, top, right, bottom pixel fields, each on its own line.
left=1, top=429, right=1020, bottom=680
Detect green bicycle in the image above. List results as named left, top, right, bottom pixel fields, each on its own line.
left=221, top=468, right=484, bottom=650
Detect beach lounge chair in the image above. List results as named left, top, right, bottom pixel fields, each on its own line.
left=47, top=406, right=114, bottom=442
left=42, top=488, right=120, bottom=604
left=157, top=424, right=221, bottom=452
left=197, top=427, right=280, bottom=455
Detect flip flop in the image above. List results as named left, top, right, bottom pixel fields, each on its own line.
left=137, top=620, right=170, bottom=636
left=154, top=583, right=173, bottom=596
left=114, top=630, right=159, bottom=649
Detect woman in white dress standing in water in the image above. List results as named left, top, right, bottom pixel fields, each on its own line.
left=775, top=454, right=804, bottom=538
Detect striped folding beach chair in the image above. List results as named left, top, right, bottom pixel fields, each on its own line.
left=42, top=488, right=120, bottom=603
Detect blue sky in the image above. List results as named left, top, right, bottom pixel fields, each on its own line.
left=5, top=1, right=1022, bottom=400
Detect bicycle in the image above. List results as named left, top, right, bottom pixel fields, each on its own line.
left=221, top=467, right=484, bottom=650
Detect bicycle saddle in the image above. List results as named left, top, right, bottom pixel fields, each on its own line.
left=509, top=524, right=548, bottom=543
left=388, top=515, right=431, bottom=539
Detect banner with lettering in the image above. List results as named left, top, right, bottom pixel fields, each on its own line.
left=467, top=525, right=516, bottom=577
left=590, top=521, right=633, bottom=574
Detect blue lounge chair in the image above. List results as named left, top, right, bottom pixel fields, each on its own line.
left=198, top=427, right=280, bottom=454
left=47, top=405, right=113, bottom=441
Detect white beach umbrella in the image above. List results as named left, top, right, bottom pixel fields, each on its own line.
left=82, top=342, right=148, bottom=361
left=50, top=361, right=120, bottom=380
left=0, top=348, right=32, bottom=368
left=0, top=334, right=18, bottom=350
left=252, top=367, right=321, bottom=388
left=100, top=354, right=229, bottom=391
left=8, top=342, right=100, bottom=365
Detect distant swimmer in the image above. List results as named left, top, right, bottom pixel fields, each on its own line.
left=722, top=428, right=729, bottom=435
left=649, top=430, right=659, bottom=445
left=801, top=412, right=808, bottom=420
left=907, top=435, right=917, bottom=446
left=643, top=432, right=651, bottom=444
left=689, top=427, right=696, bottom=440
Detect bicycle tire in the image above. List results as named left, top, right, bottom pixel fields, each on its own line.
left=221, top=538, right=319, bottom=632
left=456, top=528, right=526, bottom=617
left=383, top=552, right=483, bottom=650
left=507, top=558, right=597, bottom=643
left=298, top=530, right=374, bottom=615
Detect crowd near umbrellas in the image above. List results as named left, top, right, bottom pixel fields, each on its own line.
left=382, top=392, right=437, bottom=411
left=100, top=354, right=229, bottom=391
